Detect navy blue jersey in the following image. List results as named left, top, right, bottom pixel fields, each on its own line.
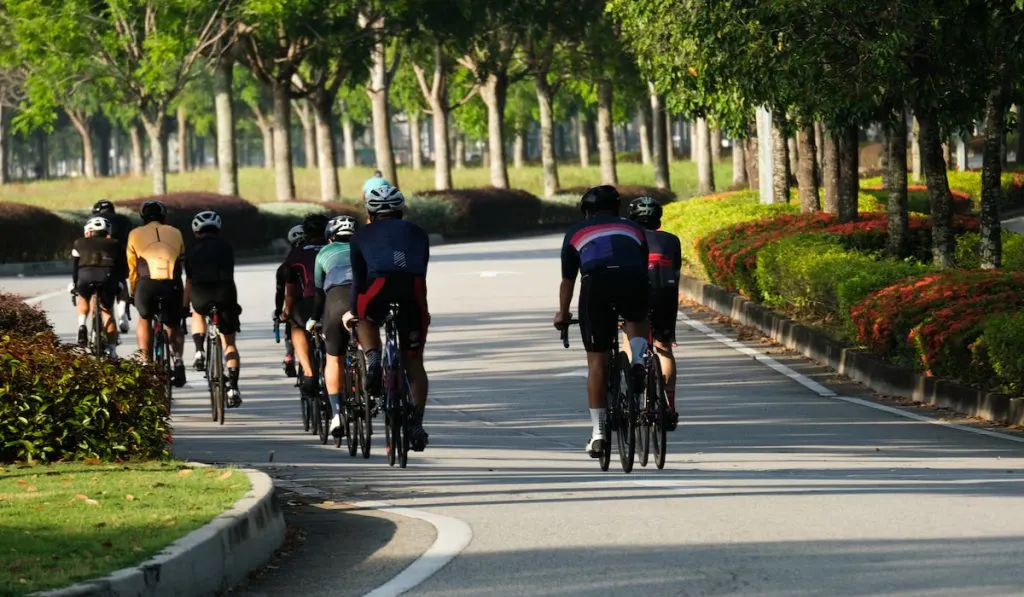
left=560, top=215, right=648, bottom=279
left=644, top=228, right=682, bottom=289
left=350, top=218, right=430, bottom=304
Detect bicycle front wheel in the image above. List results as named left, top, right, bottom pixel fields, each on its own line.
left=91, top=299, right=104, bottom=357
left=615, top=352, right=636, bottom=473
left=212, top=336, right=225, bottom=425
left=651, top=357, right=668, bottom=470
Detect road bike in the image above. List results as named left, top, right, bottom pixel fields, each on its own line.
left=203, top=306, right=227, bottom=425
left=79, top=282, right=109, bottom=357
left=150, top=296, right=175, bottom=403
left=342, top=317, right=373, bottom=458
left=559, top=315, right=640, bottom=473
left=381, top=303, right=414, bottom=468
left=634, top=317, right=670, bottom=470
left=309, top=323, right=332, bottom=445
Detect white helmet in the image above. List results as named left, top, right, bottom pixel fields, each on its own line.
left=191, top=210, right=222, bottom=234
left=287, top=225, right=306, bottom=247
left=326, top=215, right=358, bottom=240
left=365, top=184, right=405, bottom=216
left=84, top=216, right=111, bottom=235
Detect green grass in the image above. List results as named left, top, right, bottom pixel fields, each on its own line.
left=0, top=461, right=250, bottom=596
left=0, top=160, right=734, bottom=210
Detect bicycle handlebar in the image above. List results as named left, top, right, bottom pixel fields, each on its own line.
left=556, top=317, right=580, bottom=349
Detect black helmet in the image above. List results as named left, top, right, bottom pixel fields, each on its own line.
left=92, top=199, right=115, bottom=215
left=302, top=213, right=329, bottom=240
left=628, top=196, right=663, bottom=228
left=579, top=185, right=620, bottom=214
left=140, top=200, right=167, bottom=223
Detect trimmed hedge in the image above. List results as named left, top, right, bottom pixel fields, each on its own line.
left=860, top=185, right=974, bottom=215
left=414, top=188, right=552, bottom=237
left=559, top=184, right=677, bottom=213
left=0, top=202, right=81, bottom=263
left=0, top=292, right=56, bottom=341
left=976, top=312, right=1024, bottom=394
left=860, top=171, right=1024, bottom=210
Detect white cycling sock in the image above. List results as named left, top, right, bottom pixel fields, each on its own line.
left=77, top=314, right=86, bottom=326
left=589, top=408, right=606, bottom=438
left=629, top=337, right=648, bottom=366
left=115, top=300, right=126, bottom=319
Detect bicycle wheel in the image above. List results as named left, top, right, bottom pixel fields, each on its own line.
left=301, top=392, right=311, bottom=432
left=615, top=352, right=636, bottom=473
left=357, top=350, right=372, bottom=460
left=651, top=357, right=668, bottom=470
left=212, top=335, right=225, bottom=426
left=639, top=360, right=653, bottom=468
left=91, top=298, right=104, bottom=357
left=156, top=330, right=173, bottom=403
left=599, top=356, right=616, bottom=472
left=206, top=333, right=217, bottom=421
left=315, top=344, right=330, bottom=444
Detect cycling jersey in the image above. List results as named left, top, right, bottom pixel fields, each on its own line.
left=644, top=229, right=682, bottom=289
left=282, top=243, right=324, bottom=299
left=349, top=218, right=429, bottom=308
left=560, top=215, right=649, bottom=280
left=71, top=237, right=126, bottom=285
left=100, top=213, right=134, bottom=245
left=314, top=242, right=353, bottom=292
left=126, top=222, right=184, bottom=295
left=185, top=235, right=235, bottom=285
left=274, top=261, right=288, bottom=315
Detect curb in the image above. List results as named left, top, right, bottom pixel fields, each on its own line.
left=30, top=467, right=286, bottom=597
left=678, top=275, right=1024, bottom=427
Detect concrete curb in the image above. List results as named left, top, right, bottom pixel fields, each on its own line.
left=30, top=467, right=286, bottom=597
left=679, top=275, right=1024, bottom=426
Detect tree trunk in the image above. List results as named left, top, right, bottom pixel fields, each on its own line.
left=649, top=87, right=670, bottom=190
left=96, top=114, right=111, bottom=177
left=695, top=117, right=714, bottom=194
left=942, top=141, right=952, bottom=170
left=0, top=106, right=5, bottom=185
left=577, top=112, right=591, bottom=168
left=797, top=124, right=819, bottom=213
left=130, top=122, right=144, bottom=176
left=918, top=111, right=955, bottom=267
left=1017, top=102, right=1024, bottom=163
left=880, top=128, right=892, bottom=189
left=513, top=130, right=525, bottom=169
left=430, top=107, right=451, bottom=189
left=887, top=110, right=910, bottom=258
left=368, top=84, right=397, bottom=186
left=596, top=79, right=617, bottom=185
left=141, top=116, right=168, bottom=195
left=911, top=115, right=922, bottom=181
left=339, top=101, right=356, bottom=170
left=272, top=82, right=296, bottom=201
left=295, top=99, right=316, bottom=169
left=689, top=121, right=698, bottom=161
left=815, top=121, right=825, bottom=182
left=638, top=102, right=652, bottom=166
left=710, top=128, right=721, bottom=163
left=480, top=72, right=510, bottom=188
left=787, top=136, right=798, bottom=186
left=260, top=123, right=274, bottom=169
left=536, top=76, right=560, bottom=197
left=66, top=110, right=96, bottom=179
left=214, top=57, right=238, bottom=196
left=454, top=134, right=465, bottom=169
left=772, top=115, right=790, bottom=203
left=732, top=138, right=747, bottom=186
left=837, top=124, right=859, bottom=223
left=822, top=129, right=840, bottom=213
left=176, top=105, right=188, bottom=173
left=981, top=76, right=1007, bottom=269
left=745, top=116, right=759, bottom=191
left=409, top=114, right=423, bottom=170
left=313, top=93, right=340, bottom=202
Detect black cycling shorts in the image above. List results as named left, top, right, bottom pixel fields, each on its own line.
left=356, top=273, right=428, bottom=353
left=649, top=287, right=679, bottom=344
left=76, top=267, right=119, bottom=310
left=289, top=297, right=316, bottom=330
left=579, top=270, right=649, bottom=353
left=134, top=279, right=184, bottom=323
left=190, top=282, right=241, bottom=335
left=323, top=285, right=352, bottom=357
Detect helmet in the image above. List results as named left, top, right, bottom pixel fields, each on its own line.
left=92, top=199, right=115, bottom=215
left=84, top=216, right=111, bottom=235
left=191, top=210, right=222, bottom=234
left=287, top=225, right=306, bottom=247
left=628, top=196, right=662, bottom=227
left=140, top=200, right=167, bottom=223
left=326, top=215, right=358, bottom=240
left=579, top=185, right=620, bottom=214
left=365, top=184, right=405, bottom=216
left=362, top=175, right=391, bottom=197
left=302, top=213, right=330, bottom=240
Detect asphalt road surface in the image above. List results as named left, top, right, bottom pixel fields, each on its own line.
left=6, top=233, right=1024, bottom=597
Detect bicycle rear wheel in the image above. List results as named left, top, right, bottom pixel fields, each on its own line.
left=615, top=352, right=636, bottom=473
left=91, top=298, right=104, bottom=357
left=212, top=335, right=225, bottom=425
left=599, top=357, right=616, bottom=472
left=355, top=350, right=372, bottom=459
left=639, top=362, right=653, bottom=468
left=651, top=358, right=668, bottom=470
left=315, top=344, right=330, bottom=444
left=156, top=330, right=173, bottom=403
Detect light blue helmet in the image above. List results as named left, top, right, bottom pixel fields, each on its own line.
left=362, top=175, right=391, bottom=197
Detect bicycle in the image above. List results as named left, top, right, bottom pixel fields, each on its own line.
left=81, top=282, right=109, bottom=357
left=635, top=318, right=670, bottom=470
left=308, top=323, right=332, bottom=445
left=150, top=296, right=175, bottom=403
left=381, top=302, right=414, bottom=468
left=342, top=317, right=373, bottom=458
left=204, top=306, right=227, bottom=425
left=558, top=314, right=639, bottom=473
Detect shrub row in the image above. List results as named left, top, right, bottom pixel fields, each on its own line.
left=860, top=171, right=1024, bottom=210
left=0, top=294, right=171, bottom=464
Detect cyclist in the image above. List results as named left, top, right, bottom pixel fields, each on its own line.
left=275, top=225, right=306, bottom=377
left=281, top=214, right=328, bottom=399
left=185, top=210, right=243, bottom=408
left=127, top=200, right=187, bottom=386
left=553, top=185, right=651, bottom=457
left=305, top=215, right=358, bottom=436
left=92, top=199, right=134, bottom=333
left=361, top=172, right=390, bottom=202
left=626, top=196, right=681, bottom=431
left=71, top=216, right=126, bottom=358
left=342, top=184, right=432, bottom=452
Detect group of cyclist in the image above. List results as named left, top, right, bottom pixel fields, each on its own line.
left=70, top=172, right=681, bottom=459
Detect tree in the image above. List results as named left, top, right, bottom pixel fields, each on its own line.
left=338, top=84, right=371, bottom=171
left=236, top=67, right=275, bottom=169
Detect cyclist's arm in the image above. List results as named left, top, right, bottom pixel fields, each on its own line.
left=126, top=232, right=139, bottom=296
left=274, top=264, right=286, bottom=315
left=71, top=241, right=81, bottom=287
left=559, top=237, right=578, bottom=315
left=671, top=235, right=683, bottom=285
left=310, top=255, right=326, bottom=321
left=348, top=239, right=367, bottom=314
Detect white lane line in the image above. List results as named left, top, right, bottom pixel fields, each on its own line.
left=357, top=500, right=472, bottom=597
left=554, top=368, right=589, bottom=378
left=24, top=288, right=66, bottom=306
left=679, top=312, right=1024, bottom=445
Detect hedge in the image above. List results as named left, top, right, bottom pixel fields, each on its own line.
left=0, top=202, right=81, bottom=263
left=0, top=292, right=56, bottom=341
left=860, top=171, right=1024, bottom=210
left=414, top=187, right=575, bottom=237
left=558, top=184, right=677, bottom=213
left=954, top=230, right=1024, bottom=270
left=860, top=185, right=974, bottom=215
left=976, top=312, right=1024, bottom=394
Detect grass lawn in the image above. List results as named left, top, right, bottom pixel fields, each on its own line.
left=0, top=461, right=250, bottom=596
left=0, top=160, right=735, bottom=210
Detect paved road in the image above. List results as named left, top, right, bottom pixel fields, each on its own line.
left=6, top=234, right=1024, bottom=596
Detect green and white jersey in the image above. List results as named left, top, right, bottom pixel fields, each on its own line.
left=314, top=241, right=352, bottom=292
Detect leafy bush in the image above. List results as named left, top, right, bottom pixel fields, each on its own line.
left=860, top=185, right=973, bottom=215
left=954, top=230, right=1024, bottom=270
left=976, top=312, right=1024, bottom=393
left=414, top=187, right=546, bottom=237
left=117, top=193, right=268, bottom=252
left=0, top=292, right=56, bottom=341
left=946, top=170, right=1024, bottom=209
left=0, top=202, right=81, bottom=263
left=559, top=184, right=677, bottom=213
left=0, top=333, right=171, bottom=463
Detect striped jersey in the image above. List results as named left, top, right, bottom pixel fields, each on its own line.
left=314, top=241, right=353, bottom=292
left=560, top=215, right=648, bottom=279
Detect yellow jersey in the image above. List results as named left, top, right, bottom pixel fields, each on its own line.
left=126, top=221, right=184, bottom=294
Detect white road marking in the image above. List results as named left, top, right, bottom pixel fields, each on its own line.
left=679, top=312, right=1024, bottom=445
left=554, top=368, right=589, bottom=378
left=24, top=288, right=66, bottom=306
left=456, top=270, right=521, bottom=277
